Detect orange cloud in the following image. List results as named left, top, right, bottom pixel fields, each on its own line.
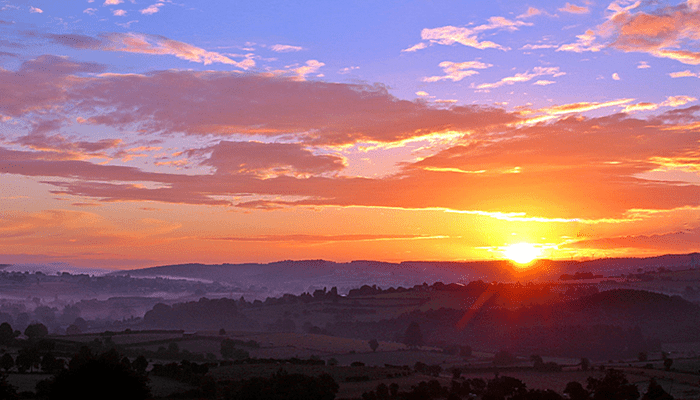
left=558, top=3, right=589, bottom=14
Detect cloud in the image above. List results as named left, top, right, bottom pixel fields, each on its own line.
left=538, top=98, right=633, bottom=115
left=338, top=66, right=359, bottom=74
left=612, top=72, right=620, bottom=80
left=533, top=80, right=555, bottom=86
left=29, top=6, right=42, bottom=13
left=475, top=67, right=565, bottom=90
left=103, top=0, right=122, bottom=5
left=559, top=3, right=590, bottom=14
left=423, top=61, right=492, bottom=82
left=517, top=7, right=543, bottom=19
left=3, top=106, right=700, bottom=221
left=557, top=30, right=603, bottom=52
left=637, top=61, right=650, bottom=69
left=113, top=9, right=126, bottom=16
left=288, top=59, right=324, bottom=81
left=419, top=17, right=532, bottom=51
left=140, top=3, right=163, bottom=15
left=599, top=1, right=700, bottom=65
left=568, top=227, right=700, bottom=252
left=520, top=43, right=557, bottom=50
left=620, top=97, right=696, bottom=113
left=42, top=32, right=250, bottom=67
left=661, top=95, right=697, bottom=107
left=83, top=8, right=97, bottom=15
left=201, top=141, right=346, bottom=177
left=401, top=42, right=427, bottom=52
left=67, top=70, right=517, bottom=145
left=270, top=44, right=303, bottom=52
left=104, top=33, right=247, bottom=66
left=670, top=70, right=699, bottom=78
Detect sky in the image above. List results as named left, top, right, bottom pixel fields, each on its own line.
left=1, top=0, right=700, bottom=270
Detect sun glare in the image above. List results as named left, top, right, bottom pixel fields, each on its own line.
left=503, top=243, right=542, bottom=264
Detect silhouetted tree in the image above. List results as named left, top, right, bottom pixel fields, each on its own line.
left=220, top=338, right=248, bottom=360
left=638, top=352, right=648, bottom=362
left=225, top=369, right=338, bottom=400
left=663, top=358, right=673, bottom=371
left=132, top=355, right=148, bottom=375
left=403, top=322, right=423, bottom=349
left=16, top=347, right=40, bottom=373
left=48, top=351, right=150, bottom=400
left=642, top=378, right=673, bottom=400
left=587, top=369, right=639, bottom=400
left=24, top=323, right=48, bottom=341
left=531, top=355, right=544, bottom=368
left=368, top=338, right=379, bottom=352
left=564, top=381, right=589, bottom=400
left=581, top=358, right=590, bottom=371
left=0, top=323, right=15, bottom=345
left=65, top=324, right=81, bottom=335
left=0, top=373, right=17, bottom=400
left=219, top=328, right=226, bottom=335
left=0, top=354, right=13, bottom=372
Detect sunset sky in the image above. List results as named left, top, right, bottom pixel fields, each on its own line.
left=1, top=0, right=700, bottom=269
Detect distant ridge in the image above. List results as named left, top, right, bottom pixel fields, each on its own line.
left=110, top=253, right=700, bottom=295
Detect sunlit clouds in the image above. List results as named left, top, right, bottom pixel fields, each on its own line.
left=1, top=0, right=700, bottom=268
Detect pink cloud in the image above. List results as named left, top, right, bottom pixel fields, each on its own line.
left=202, top=141, right=346, bottom=177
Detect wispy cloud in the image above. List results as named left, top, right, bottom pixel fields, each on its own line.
left=517, top=7, right=543, bottom=19
left=558, top=3, right=590, bottom=14
left=423, top=61, right=491, bottom=82
left=475, top=67, right=565, bottom=90
left=538, top=98, right=633, bottom=115
left=669, top=70, right=699, bottom=78
left=401, top=42, right=427, bottom=52
left=140, top=3, right=163, bottom=15
left=415, top=17, right=532, bottom=52
left=269, top=44, right=303, bottom=52
left=29, top=6, right=42, bottom=13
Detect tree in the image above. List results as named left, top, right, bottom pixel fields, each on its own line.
left=48, top=352, right=150, bottom=400
left=24, top=323, right=48, bottom=341
left=1, top=354, right=14, bottom=372
left=638, top=352, right=648, bottom=362
left=220, top=338, right=248, bottom=360
left=564, top=381, right=590, bottom=400
left=531, top=355, right=544, bottom=368
left=663, top=358, right=673, bottom=371
left=643, top=378, right=674, bottom=400
left=0, top=373, right=17, bottom=400
left=132, top=355, right=148, bottom=375
left=368, top=338, right=379, bottom=353
left=587, top=369, right=639, bottom=400
left=581, top=358, right=591, bottom=371
left=403, top=322, right=424, bottom=349
left=16, top=347, right=40, bottom=373
left=0, top=323, right=15, bottom=345
left=41, top=353, right=64, bottom=374
left=65, top=324, right=81, bottom=335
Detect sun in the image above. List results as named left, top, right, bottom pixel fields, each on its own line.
left=503, top=243, right=542, bottom=264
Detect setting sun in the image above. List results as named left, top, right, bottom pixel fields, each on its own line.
left=503, top=243, right=542, bottom=264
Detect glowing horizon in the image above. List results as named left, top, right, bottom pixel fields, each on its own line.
left=1, top=1, right=700, bottom=270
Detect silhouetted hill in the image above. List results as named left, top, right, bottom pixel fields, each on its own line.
left=112, top=253, right=700, bottom=296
